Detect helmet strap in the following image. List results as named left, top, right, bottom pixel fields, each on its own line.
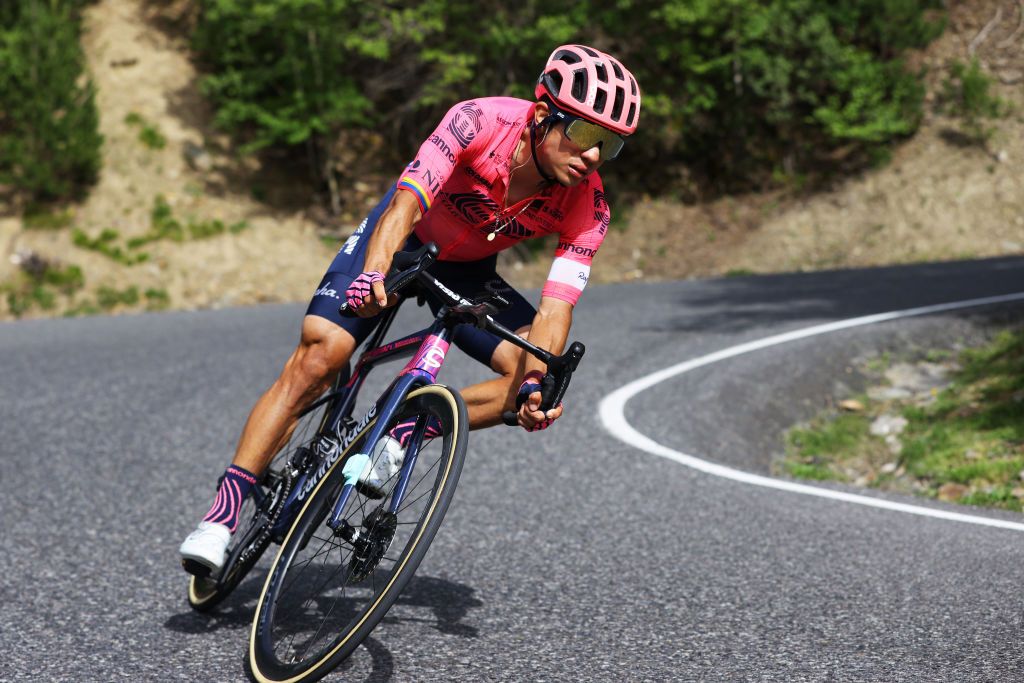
left=529, top=120, right=556, bottom=185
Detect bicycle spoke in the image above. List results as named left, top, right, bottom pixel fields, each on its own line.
left=293, top=547, right=352, bottom=663
left=252, top=388, right=466, bottom=680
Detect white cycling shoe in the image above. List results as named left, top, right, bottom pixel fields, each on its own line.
left=357, top=435, right=406, bottom=499
left=179, top=521, right=231, bottom=576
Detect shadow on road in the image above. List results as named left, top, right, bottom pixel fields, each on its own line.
left=163, top=572, right=484, bottom=638
left=640, top=256, right=1024, bottom=335
left=381, top=574, right=484, bottom=638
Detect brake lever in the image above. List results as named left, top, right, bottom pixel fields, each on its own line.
left=501, top=341, right=586, bottom=426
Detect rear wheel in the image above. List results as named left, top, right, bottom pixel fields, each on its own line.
left=249, top=384, right=468, bottom=683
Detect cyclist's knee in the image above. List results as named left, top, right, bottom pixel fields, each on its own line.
left=282, top=317, right=356, bottom=398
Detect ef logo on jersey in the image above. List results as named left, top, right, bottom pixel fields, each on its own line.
left=448, top=102, right=484, bottom=150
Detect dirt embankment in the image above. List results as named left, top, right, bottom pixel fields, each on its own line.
left=2, top=0, right=1023, bottom=320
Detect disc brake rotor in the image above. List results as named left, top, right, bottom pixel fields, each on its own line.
left=348, top=508, right=398, bottom=583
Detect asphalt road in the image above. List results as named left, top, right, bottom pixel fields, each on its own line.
left=3, top=256, right=1024, bottom=682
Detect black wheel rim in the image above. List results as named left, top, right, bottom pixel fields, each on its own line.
left=257, top=397, right=457, bottom=674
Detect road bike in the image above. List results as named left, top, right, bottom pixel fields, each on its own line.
left=185, top=242, right=584, bottom=682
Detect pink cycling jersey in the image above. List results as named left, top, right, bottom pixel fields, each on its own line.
left=396, top=97, right=611, bottom=306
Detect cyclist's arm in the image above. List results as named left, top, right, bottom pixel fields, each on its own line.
left=360, top=190, right=422, bottom=305
left=517, top=295, right=572, bottom=427
left=359, top=100, right=487, bottom=307
left=515, top=184, right=608, bottom=426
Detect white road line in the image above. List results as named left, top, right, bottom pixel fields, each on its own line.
left=599, top=291, right=1024, bottom=532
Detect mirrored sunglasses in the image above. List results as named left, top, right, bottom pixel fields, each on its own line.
left=545, top=106, right=625, bottom=161
left=563, top=117, right=625, bottom=161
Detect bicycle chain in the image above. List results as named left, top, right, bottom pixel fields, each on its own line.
left=236, top=468, right=294, bottom=568
left=234, top=424, right=351, bottom=572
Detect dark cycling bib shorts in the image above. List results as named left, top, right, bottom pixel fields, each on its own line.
left=306, top=187, right=537, bottom=369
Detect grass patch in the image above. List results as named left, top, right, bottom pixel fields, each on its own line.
left=129, top=195, right=248, bottom=248
left=864, top=351, right=891, bottom=374
left=61, top=286, right=171, bottom=317
left=73, top=195, right=248, bottom=264
left=780, top=328, right=1024, bottom=512
left=23, top=205, right=74, bottom=230
left=144, top=287, right=170, bottom=311
left=783, top=409, right=887, bottom=483
left=72, top=228, right=150, bottom=265
left=2, top=261, right=85, bottom=317
left=125, top=112, right=167, bottom=150
left=938, top=59, right=1012, bottom=147
left=97, top=285, right=140, bottom=309
left=724, top=268, right=754, bottom=278
left=63, top=301, right=101, bottom=317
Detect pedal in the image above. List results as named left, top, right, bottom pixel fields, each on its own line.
left=181, top=558, right=213, bottom=579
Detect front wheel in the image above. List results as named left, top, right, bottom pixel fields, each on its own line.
left=249, top=384, right=468, bottom=683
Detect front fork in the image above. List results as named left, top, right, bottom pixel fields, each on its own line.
left=329, top=411, right=432, bottom=553
left=327, top=372, right=429, bottom=532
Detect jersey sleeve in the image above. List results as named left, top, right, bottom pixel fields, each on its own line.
left=396, top=100, right=488, bottom=214
left=541, top=182, right=611, bottom=305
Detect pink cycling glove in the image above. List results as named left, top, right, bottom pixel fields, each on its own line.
left=345, top=271, right=384, bottom=309
left=516, top=372, right=560, bottom=431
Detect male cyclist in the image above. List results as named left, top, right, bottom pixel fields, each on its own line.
left=180, top=44, right=641, bottom=573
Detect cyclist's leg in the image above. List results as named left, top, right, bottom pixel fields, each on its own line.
left=231, top=187, right=400, bottom=475
left=230, top=315, right=359, bottom=474
left=181, top=189, right=398, bottom=570
left=421, top=259, right=536, bottom=428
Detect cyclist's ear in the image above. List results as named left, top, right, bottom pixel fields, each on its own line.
left=533, top=100, right=550, bottom=125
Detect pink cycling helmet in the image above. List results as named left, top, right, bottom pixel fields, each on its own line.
left=535, top=44, right=641, bottom=136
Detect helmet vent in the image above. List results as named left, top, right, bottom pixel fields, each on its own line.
left=612, top=88, right=624, bottom=121
left=571, top=73, right=586, bottom=101
left=630, top=76, right=637, bottom=96
left=594, top=89, right=607, bottom=114
left=626, top=103, right=636, bottom=127
left=581, top=46, right=599, bottom=57
left=612, top=62, right=624, bottom=80
left=556, top=50, right=581, bottom=65
left=595, top=62, right=608, bottom=83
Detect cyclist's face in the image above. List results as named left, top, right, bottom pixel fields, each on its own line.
left=534, top=103, right=605, bottom=187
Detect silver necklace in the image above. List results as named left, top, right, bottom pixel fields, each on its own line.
left=487, top=139, right=536, bottom=241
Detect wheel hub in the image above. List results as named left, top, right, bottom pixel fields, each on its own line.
left=347, top=508, right=398, bottom=582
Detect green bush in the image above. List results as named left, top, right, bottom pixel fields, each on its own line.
left=0, top=0, right=103, bottom=201
left=194, top=0, right=943, bottom=196
left=939, top=58, right=1010, bottom=146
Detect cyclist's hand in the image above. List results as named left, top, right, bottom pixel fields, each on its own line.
left=515, top=373, right=562, bottom=431
left=345, top=271, right=397, bottom=318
